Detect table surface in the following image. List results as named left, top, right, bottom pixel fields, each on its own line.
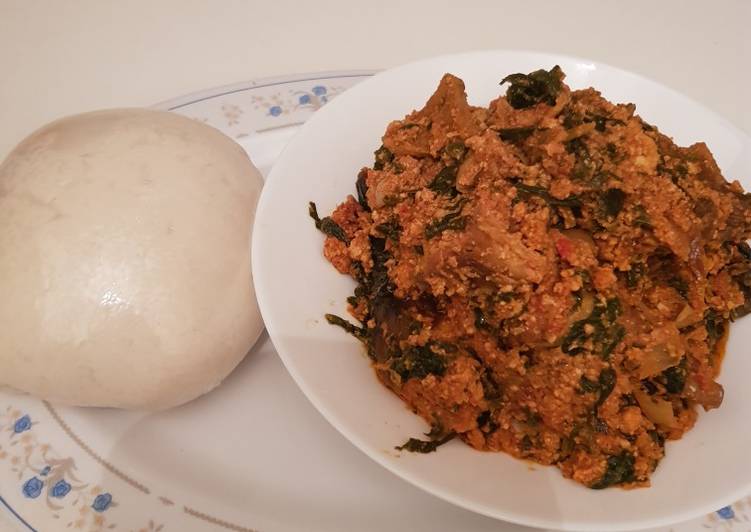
left=0, top=1, right=749, bottom=530
left=1, top=0, right=749, bottom=161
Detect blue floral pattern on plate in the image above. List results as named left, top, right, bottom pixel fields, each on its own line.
left=92, top=492, right=113, bottom=512
left=249, top=83, right=341, bottom=122
left=13, top=414, right=31, bottom=434
left=50, top=479, right=72, bottom=498
left=22, top=477, right=43, bottom=499
left=1, top=407, right=120, bottom=530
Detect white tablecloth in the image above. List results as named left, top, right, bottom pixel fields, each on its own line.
left=0, top=0, right=749, bottom=160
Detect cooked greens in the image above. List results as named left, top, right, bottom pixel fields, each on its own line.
left=500, top=65, right=565, bottom=109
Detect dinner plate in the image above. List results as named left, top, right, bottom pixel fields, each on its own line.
left=252, top=52, right=751, bottom=532
left=0, top=68, right=745, bottom=532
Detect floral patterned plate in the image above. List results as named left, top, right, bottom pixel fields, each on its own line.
left=0, top=72, right=746, bottom=532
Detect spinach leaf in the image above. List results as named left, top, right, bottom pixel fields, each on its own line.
left=580, top=368, right=617, bottom=408
left=500, top=65, right=565, bottom=109
left=731, top=299, right=751, bottom=320
left=429, top=166, right=459, bottom=196
left=424, top=199, right=469, bottom=240
left=737, top=242, right=751, bottom=260
left=594, top=368, right=616, bottom=408
left=587, top=114, right=625, bottom=133
left=457, top=345, right=503, bottom=403
left=474, top=307, right=493, bottom=331
left=602, top=188, right=626, bottom=218
left=667, top=276, right=689, bottom=299
left=568, top=284, right=588, bottom=311
left=621, top=394, right=638, bottom=407
left=476, top=410, right=500, bottom=434
left=514, top=182, right=582, bottom=208
left=561, top=108, right=582, bottom=129
left=444, top=140, right=467, bottom=161
left=640, top=119, right=656, bottom=132
left=579, top=376, right=601, bottom=394
left=368, top=237, right=393, bottom=298
left=641, top=379, right=659, bottom=396
left=648, top=429, right=666, bottom=448
left=704, top=309, right=726, bottom=342
left=373, top=145, right=394, bottom=170
left=498, top=126, right=536, bottom=142
left=662, top=359, right=687, bottom=394
left=592, top=416, right=609, bottom=433
left=396, top=430, right=456, bottom=454
left=600, top=325, right=626, bottom=359
left=562, top=298, right=625, bottom=358
left=565, top=137, right=597, bottom=182
left=590, top=452, right=635, bottom=489
left=325, top=313, right=368, bottom=341
left=391, top=343, right=447, bottom=381
left=356, top=169, right=370, bottom=211
left=632, top=205, right=652, bottom=228
left=626, top=263, right=645, bottom=288
left=375, top=218, right=402, bottom=243
left=593, top=115, right=607, bottom=132
left=605, top=142, right=619, bottom=160
left=480, top=371, right=502, bottom=403
left=429, top=341, right=458, bottom=354
left=604, top=298, right=621, bottom=322
left=524, top=408, right=542, bottom=427
left=308, top=202, right=350, bottom=244
left=562, top=320, right=589, bottom=356
left=342, top=236, right=402, bottom=363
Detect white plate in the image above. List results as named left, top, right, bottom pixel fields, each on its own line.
left=0, top=68, right=745, bottom=532
left=252, top=52, right=751, bottom=532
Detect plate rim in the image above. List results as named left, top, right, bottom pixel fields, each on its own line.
left=153, top=69, right=377, bottom=112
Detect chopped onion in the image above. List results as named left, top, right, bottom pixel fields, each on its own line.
left=569, top=291, right=595, bottom=323
left=549, top=291, right=594, bottom=347
left=674, top=304, right=699, bottom=329
left=634, top=389, right=677, bottom=428
left=638, top=343, right=681, bottom=378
